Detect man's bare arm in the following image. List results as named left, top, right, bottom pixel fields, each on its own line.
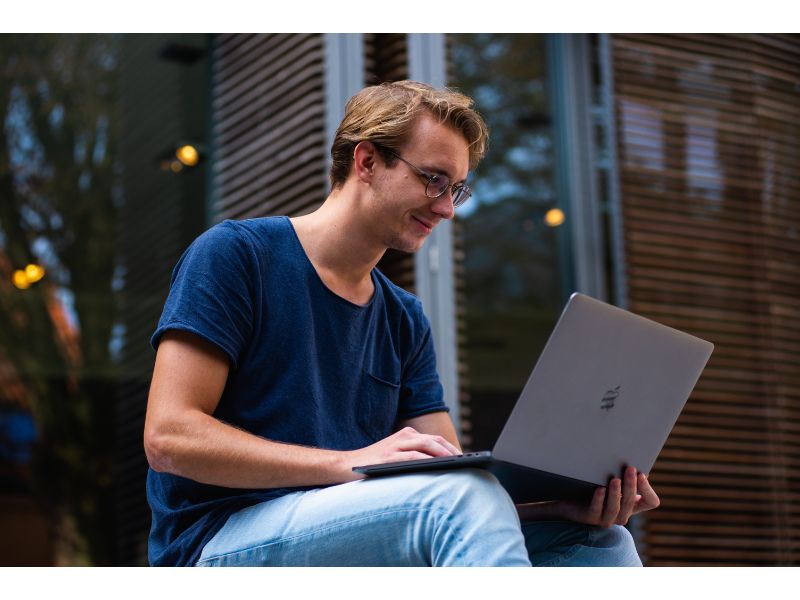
left=143, top=330, right=458, bottom=489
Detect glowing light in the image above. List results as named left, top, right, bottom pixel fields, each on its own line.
left=25, top=263, right=46, bottom=283
left=176, top=145, right=199, bottom=167
left=544, top=208, right=565, bottom=228
left=13, top=270, right=30, bottom=289
left=170, top=160, right=183, bottom=173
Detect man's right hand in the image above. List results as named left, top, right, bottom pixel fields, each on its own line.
left=342, top=427, right=460, bottom=481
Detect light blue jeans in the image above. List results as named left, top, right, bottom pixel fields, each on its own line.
left=196, top=469, right=642, bottom=567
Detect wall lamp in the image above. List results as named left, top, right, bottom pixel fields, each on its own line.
left=156, top=142, right=205, bottom=173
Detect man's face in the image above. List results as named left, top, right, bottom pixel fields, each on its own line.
left=369, top=113, right=470, bottom=254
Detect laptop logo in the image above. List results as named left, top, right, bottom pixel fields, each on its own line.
left=601, top=386, right=620, bottom=411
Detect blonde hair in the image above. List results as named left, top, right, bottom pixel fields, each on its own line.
left=329, top=80, right=489, bottom=190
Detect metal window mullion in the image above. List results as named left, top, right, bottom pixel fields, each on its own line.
left=324, top=34, right=365, bottom=180
left=598, top=33, right=628, bottom=310
left=546, top=33, right=607, bottom=302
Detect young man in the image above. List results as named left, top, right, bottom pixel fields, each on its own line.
left=143, top=80, right=659, bottom=567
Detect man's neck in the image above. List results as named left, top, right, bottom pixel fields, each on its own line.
left=289, top=189, right=385, bottom=302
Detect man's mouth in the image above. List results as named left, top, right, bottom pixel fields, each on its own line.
left=412, top=216, right=433, bottom=233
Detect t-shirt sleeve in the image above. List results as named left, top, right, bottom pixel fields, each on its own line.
left=397, top=309, right=449, bottom=420
left=151, top=221, right=255, bottom=368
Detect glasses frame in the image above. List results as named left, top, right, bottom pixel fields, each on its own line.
left=374, top=144, right=472, bottom=208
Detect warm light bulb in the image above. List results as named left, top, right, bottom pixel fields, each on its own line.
left=25, top=263, right=45, bottom=283
left=13, top=270, right=30, bottom=290
left=544, top=208, right=565, bottom=228
left=176, top=145, right=199, bottom=167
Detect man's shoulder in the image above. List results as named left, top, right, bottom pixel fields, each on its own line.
left=373, top=268, right=426, bottom=321
left=193, top=216, right=290, bottom=252
left=214, top=216, right=288, bottom=240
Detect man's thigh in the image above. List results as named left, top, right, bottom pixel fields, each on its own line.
left=197, top=469, right=526, bottom=566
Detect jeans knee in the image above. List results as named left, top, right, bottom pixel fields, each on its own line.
left=602, top=524, right=635, bottom=548
left=432, top=468, right=503, bottom=496
left=594, top=525, right=642, bottom=566
left=427, top=469, right=517, bottom=519
left=418, top=470, right=529, bottom=566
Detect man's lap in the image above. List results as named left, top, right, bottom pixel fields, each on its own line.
left=196, top=469, right=640, bottom=567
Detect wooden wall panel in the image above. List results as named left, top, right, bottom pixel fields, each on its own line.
left=211, top=34, right=328, bottom=220
left=612, top=33, right=800, bottom=565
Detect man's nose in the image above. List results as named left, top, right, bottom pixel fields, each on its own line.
left=430, top=191, right=455, bottom=221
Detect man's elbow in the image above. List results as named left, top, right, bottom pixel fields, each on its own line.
left=143, top=426, right=176, bottom=473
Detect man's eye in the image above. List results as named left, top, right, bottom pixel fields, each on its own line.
left=428, top=174, right=442, bottom=184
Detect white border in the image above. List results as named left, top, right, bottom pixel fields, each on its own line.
left=4, top=565, right=798, bottom=600
left=2, top=1, right=794, bottom=33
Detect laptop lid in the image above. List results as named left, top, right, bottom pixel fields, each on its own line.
left=492, top=293, right=714, bottom=486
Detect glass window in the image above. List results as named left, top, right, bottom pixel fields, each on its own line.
left=449, top=34, right=573, bottom=450
left=0, top=33, right=209, bottom=565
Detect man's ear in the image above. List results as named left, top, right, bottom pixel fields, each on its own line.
left=353, top=141, right=378, bottom=183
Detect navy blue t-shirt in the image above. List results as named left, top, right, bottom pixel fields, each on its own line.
left=147, top=216, right=448, bottom=566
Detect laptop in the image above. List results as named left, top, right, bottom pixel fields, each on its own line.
left=353, top=293, right=714, bottom=504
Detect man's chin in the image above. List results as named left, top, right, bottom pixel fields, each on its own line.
left=386, top=235, right=427, bottom=254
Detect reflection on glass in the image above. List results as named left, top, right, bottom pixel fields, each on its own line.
left=1, top=33, right=122, bottom=565
left=544, top=208, right=565, bottom=227
left=176, top=144, right=199, bottom=167
left=450, top=34, right=569, bottom=449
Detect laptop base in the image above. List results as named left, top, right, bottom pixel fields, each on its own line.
left=353, top=453, right=599, bottom=504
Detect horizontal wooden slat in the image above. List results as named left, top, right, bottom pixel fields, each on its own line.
left=212, top=33, right=327, bottom=222
left=615, top=34, right=800, bottom=83
left=216, top=130, right=326, bottom=212
left=212, top=34, right=300, bottom=100
left=214, top=46, right=325, bottom=147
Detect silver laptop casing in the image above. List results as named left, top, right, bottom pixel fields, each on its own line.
left=493, top=292, right=714, bottom=486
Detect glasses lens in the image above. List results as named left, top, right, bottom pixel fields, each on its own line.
left=452, top=184, right=471, bottom=207
left=426, top=174, right=450, bottom=198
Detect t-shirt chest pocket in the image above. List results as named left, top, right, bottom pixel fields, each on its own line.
left=358, top=367, right=401, bottom=441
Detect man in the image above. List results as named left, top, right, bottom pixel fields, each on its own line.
left=143, top=80, right=659, bottom=567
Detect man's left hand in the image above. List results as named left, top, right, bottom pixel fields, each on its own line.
left=517, top=467, right=660, bottom=528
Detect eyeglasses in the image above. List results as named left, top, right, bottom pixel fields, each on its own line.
left=376, top=145, right=472, bottom=208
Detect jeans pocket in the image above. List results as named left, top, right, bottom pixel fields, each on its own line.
left=358, top=369, right=401, bottom=441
